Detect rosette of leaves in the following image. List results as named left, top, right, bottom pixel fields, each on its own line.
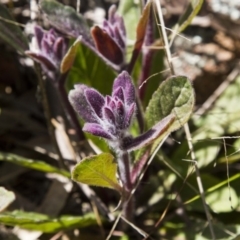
left=26, top=26, right=68, bottom=80
left=69, top=72, right=194, bottom=202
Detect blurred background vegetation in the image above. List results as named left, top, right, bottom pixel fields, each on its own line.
left=0, top=0, right=240, bottom=239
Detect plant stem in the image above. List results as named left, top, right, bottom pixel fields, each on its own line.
left=117, top=151, right=134, bottom=221
left=118, top=151, right=132, bottom=193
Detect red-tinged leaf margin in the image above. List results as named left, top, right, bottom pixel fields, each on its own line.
left=128, top=1, right=152, bottom=73
left=91, top=26, right=124, bottom=65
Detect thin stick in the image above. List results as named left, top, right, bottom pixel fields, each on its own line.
left=184, top=123, right=216, bottom=239
left=154, top=0, right=175, bottom=75
left=154, top=0, right=215, bottom=238
left=121, top=216, right=149, bottom=238
left=195, top=65, right=239, bottom=117
left=0, top=16, right=25, bottom=27
left=223, top=138, right=233, bottom=210
left=76, top=0, right=80, bottom=13
left=106, top=212, right=122, bottom=240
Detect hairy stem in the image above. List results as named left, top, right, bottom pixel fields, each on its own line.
left=118, top=151, right=132, bottom=192
left=117, top=151, right=134, bottom=221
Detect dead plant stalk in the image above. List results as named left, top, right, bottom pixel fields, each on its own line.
left=154, top=0, right=216, bottom=239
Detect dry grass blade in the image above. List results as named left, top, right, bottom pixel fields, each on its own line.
left=153, top=0, right=216, bottom=238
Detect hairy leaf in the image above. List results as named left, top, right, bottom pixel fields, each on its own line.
left=0, top=211, right=97, bottom=233
left=0, top=187, right=15, bottom=212
left=123, top=114, right=175, bottom=151
left=0, top=3, right=28, bottom=52
left=145, top=75, right=195, bottom=132
left=40, top=0, right=92, bottom=45
left=0, top=152, right=70, bottom=178
left=173, top=75, right=240, bottom=168
left=72, top=153, right=121, bottom=192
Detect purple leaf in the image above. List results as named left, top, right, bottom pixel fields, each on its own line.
left=68, top=85, right=99, bottom=123
left=91, top=26, right=124, bottom=65
left=131, top=149, right=150, bottom=184
left=41, top=38, right=51, bottom=55
left=116, top=100, right=125, bottom=129
left=34, top=26, right=44, bottom=48
left=108, top=5, right=116, bottom=23
left=116, top=16, right=126, bottom=38
left=113, top=87, right=124, bottom=102
left=103, top=20, right=114, bottom=38
left=109, top=99, right=116, bottom=110
left=122, top=114, right=175, bottom=151
left=25, top=51, right=56, bottom=71
left=83, top=123, right=113, bottom=140
left=124, top=103, right=135, bottom=129
left=53, top=37, right=65, bottom=61
left=113, top=25, right=125, bottom=49
left=85, top=89, right=105, bottom=118
left=103, top=107, right=115, bottom=124
left=113, top=71, right=135, bottom=106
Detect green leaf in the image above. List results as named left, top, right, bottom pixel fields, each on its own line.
left=170, top=0, right=204, bottom=39
left=166, top=218, right=240, bottom=240
left=40, top=0, right=91, bottom=41
left=206, top=187, right=238, bottom=213
left=0, top=211, right=97, bottom=233
left=145, top=75, right=195, bottom=132
left=0, top=152, right=70, bottom=178
left=0, top=187, right=15, bottom=212
left=66, top=41, right=116, bottom=96
left=118, top=0, right=141, bottom=42
left=194, top=75, right=240, bottom=135
left=142, top=49, right=165, bottom=107
left=183, top=173, right=240, bottom=211
left=173, top=75, right=240, bottom=168
left=60, top=37, right=81, bottom=74
left=72, top=153, right=121, bottom=192
left=0, top=3, right=28, bottom=52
